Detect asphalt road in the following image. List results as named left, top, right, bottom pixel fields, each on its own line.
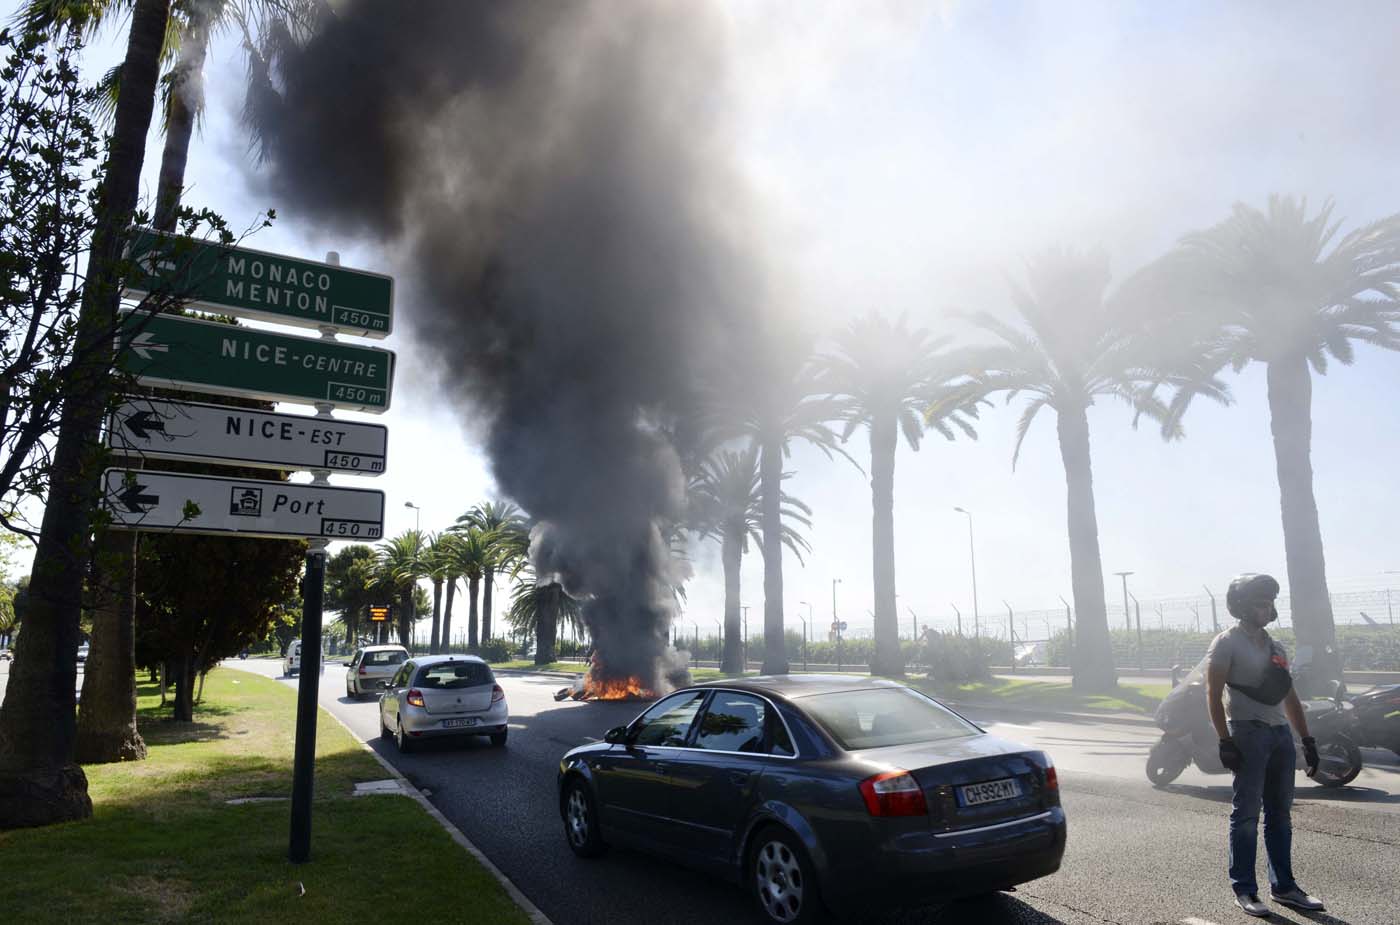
left=232, top=658, right=1400, bottom=925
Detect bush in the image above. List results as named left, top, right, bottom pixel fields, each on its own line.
left=922, top=632, right=995, bottom=683
left=480, top=637, right=517, bottom=663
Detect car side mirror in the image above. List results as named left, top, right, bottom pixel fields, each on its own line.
left=603, top=725, right=629, bottom=745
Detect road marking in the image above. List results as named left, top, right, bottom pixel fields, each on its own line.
left=1182, top=917, right=1224, bottom=925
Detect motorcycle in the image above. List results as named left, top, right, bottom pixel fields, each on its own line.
left=1146, top=656, right=1362, bottom=788
left=1294, top=645, right=1400, bottom=758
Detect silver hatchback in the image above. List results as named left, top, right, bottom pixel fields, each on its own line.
left=346, top=645, right=409, bottom=699
left=379, top=655, right=509, bottom=753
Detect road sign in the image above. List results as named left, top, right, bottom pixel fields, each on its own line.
left=369, top=606, right=389, bottom=623
left=838, top=621, right=848, bottom=632
left=124, top=228, right=393, bottom=337
left=108, top=397, right=388, bottom=475
left=117, top=311, right=394, bottom=413
left=102, top=469, right=385, bottom=541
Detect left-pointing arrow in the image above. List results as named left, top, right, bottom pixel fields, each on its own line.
left=118, top=482, right=159, bottom=513
left=128, top=331, right=168, bottom=361
left=122, top=410, right=166, bottom=440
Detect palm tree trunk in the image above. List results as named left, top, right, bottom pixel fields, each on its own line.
left=0, top=0, right=170, bottom=830
left=152, top=5, right=211, bottom=231
left=467, top=577, right=481, bottom=652
left=869, top=416, right=902, bottom=677
left=481, top=566, right=494, bottom=643
left=442, top=580, right=456, bottom=652
left=721, top=522, right=743, bottom=674
left=429, top=578, right=443, bottom=654
left=397, top=589, right=412, bottom=648
left=759, top=432, right=789, bottom=674
left=1266, top=356, right=1338, bottom=679
left=75, top=534, right=147, bottom=763
left=1055, top=406, right=1117, bottom=693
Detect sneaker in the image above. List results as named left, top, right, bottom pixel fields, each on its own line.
left=1271, top=887, right=1325, bottom=911
left=1235, top=893, right=1270, bottom=917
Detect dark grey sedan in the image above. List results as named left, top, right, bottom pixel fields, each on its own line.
left=557, top=675, right=1065, bottom=924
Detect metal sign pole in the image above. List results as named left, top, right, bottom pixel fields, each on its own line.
left=288, top=540, right=326, bottom=863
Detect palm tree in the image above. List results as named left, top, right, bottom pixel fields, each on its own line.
left=376, top=530, right=426, bottom=648
left=813, top=313, right=983, bottom=677
left=944, top=249, right=1228, bottom=693
left=688, top=446, right=811, bottom=674
left=705, top=349, right=849, bottom=674
left=1146, top=197, right=1400, bottom=679
left=422, top=532, right=454, bottom=653
left=325, top=544, right=375, bottom=648
left=507, top=575, right=584, bottom=666
left=439, top=529, right=491, bottom=653
left=456, top=501, right=526, bottom=646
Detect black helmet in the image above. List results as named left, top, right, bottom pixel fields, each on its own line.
left=1226, top=573, right=1280, bottom=619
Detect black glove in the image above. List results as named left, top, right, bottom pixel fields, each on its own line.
left=1302, top=736, right=1319, bottom=777
left=1219, top=737, right=1243, bottom=772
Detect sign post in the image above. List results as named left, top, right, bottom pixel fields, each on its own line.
left=287, top=546, right=325, bottom=864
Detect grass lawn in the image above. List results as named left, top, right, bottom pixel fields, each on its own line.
left=915, top=676, right=1171, bottom=715
left=0, top=669, right=530, bottom=924
left=490, top=659, right=588, bottom=674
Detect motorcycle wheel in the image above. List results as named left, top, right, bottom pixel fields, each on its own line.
left=1312, top=734, right=1363, bottom=788
left=1146, top=738, right=1190, bottom=787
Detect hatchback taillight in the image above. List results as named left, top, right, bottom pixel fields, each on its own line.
left=358, top=665, right=368, bottom=675
left=1045, top=764, right=1058, bottom=791
left=406, top=689, right=425, bottom=707
left=491, top=684, right=505, bottom=703
left=858, top=770, right=927, bottom=817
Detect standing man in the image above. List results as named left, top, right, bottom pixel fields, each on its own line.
left=1207, top=573, right=1325, bottom=917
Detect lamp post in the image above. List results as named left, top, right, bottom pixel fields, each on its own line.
left=1004, top=600, right=1016, bottom=674
left=832, top=578, right=843, bottom=672
left=798, top=601, right=813, bottom=672
left=953, top=507, right=979, bottom=637
left=741, top=604, right=749, bottom=669
left=950, top=603, right=962, bottom=638
left=715, top=618, right=723, bottom=668
left=1130, top=592, right=1143, bottom=671
left=1114, top=571, right=1133, bottom=633
left=1203, top=585, right=1219, bottom=633
left=404, top=501, right=422, bottom=532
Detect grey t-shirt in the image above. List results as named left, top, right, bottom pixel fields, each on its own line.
left=1207, top=624, right=1290, bottom=726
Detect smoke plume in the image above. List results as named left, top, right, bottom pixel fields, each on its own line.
left=248, top=2, right=764, bottom=686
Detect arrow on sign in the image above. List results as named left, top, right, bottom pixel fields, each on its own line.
left=121, top=410, right=166, bottom=440
left=128, top=332, right=169, bottom=360
left=117, top=482, right=159, bottom=513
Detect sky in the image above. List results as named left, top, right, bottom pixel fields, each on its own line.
left=19, top=1, right=1400, bottom=642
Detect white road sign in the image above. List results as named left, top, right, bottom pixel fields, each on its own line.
left=107, top=398, right=388, bottom=475
left=102, top=469, right=385, bottom=541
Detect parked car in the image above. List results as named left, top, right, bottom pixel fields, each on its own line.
left=283, top=639, right=325, bottom=678
left=379, top=654, right=508, bottom=753
left=345, top=644, right=410, bottom=699
left=557, top=676, right=1065, bottom=924
left=0, top=648, right=11, bottom=661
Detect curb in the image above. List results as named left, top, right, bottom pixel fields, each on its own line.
left=321, top=707, right=554, bottom=925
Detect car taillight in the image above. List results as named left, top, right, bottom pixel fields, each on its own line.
left=491, top=684, right=505, bottom=703
left=858, top=770, right=927, bottom=817
left=406, top=689, right=425, bottom=707
left=358, top=665, right=368, bottom=675
left=1045, top=765, right=1058, bottom=791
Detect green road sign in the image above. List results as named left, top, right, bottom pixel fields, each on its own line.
left=124, top=228, right=393, bottom=337
left=117, top=312, right=395, bottom=413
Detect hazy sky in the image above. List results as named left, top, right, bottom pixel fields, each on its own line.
left=31, top=1, right=1400, bottom=641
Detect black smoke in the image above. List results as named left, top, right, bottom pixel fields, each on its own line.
left=246, top=2, right=764, bottom=686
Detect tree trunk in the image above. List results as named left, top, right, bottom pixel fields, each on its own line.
left=467, top=577, right=480, bottom=652
left=172, top=654, right=194, bottom=723
left=721, top=521, right=743, bottom=675
left=442, top=580, right=456, bottom=652
left=152, top=5, right=210, bottom=230
left=1266, top=356, right=1339, bottom=679
left=0, top=0, right=170, bottom=830
left=75, top=533, right=147, bottom=764
left=397, top=589, right=412, bottom=649
left=759, top=432, right=788, bottom=674
left=535, top=585, right=558, bottom=665
left=429, top=578, right=442, bottom=654
left=1056, top=406, right=1117, bottom=693
left=869, top=415, right=902, bottom=677
left=481, top=565, right=494, bottom=643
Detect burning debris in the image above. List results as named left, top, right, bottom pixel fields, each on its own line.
left=248, top=2, right=768, bottom=691
left=552, top=653, right=691, bottom=702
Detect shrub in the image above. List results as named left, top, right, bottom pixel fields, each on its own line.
left=480, top=637, right=517, bottom=663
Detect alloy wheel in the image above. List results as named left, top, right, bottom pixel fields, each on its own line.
left=755, top=838, right=804, bottom=923
left=566, top=788, right=590, bottom=848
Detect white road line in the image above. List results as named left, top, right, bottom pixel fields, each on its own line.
left=1182, top=916, right=1224, bottom=925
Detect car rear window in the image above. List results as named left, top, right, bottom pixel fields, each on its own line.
left=800, top=687, right=978, bottom=750
left=365, top=650, right=407, bottom=667
left=414, top=662, right=493, bottom=689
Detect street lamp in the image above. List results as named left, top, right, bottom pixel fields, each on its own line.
left=741, top=604, right=749, bottom=669
left=832, top=578, right=843, bottom=672
left=1114, top=571, right=1134, bottom=633
left=953, top=507, right=980, bottom=638
left=797, top=601, right=813, bottom=672
left=404, top=501, right=422, bottom=532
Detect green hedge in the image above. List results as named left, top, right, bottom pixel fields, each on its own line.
left=1044, top=625, right=1400, bottom=671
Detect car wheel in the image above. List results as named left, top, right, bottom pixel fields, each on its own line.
left=490, top=730, right=508, bottom=748
left=562, top=779, right=607, bottom=858
left=395, top=717, right=415, bottom=754
left=380, top=712, right=392, bottom=740
left=750, top=827, right=824, bottom=924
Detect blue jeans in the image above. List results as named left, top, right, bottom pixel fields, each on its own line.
left=1227, top=721, right=1296, bottom=896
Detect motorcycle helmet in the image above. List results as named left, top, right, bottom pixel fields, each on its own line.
left=1226, top=573, right=1280, bottom=620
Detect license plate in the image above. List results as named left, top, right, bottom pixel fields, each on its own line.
left=958, top=777, right=1021, bottom=806
left=441, top=717, right=477, bottom=729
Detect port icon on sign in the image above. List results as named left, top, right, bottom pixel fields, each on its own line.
left=229, top=487, right=263, bottom=517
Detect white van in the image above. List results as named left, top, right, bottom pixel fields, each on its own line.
left=283, top=640, right=325, bottom=678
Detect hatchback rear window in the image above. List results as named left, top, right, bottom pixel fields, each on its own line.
left=365, top=650, right=407, bottom=667
left=415, top=662, right=493, bottom=689
left=800, top=687, right=978, bottom=750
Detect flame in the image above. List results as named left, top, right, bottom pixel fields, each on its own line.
left=556, top=663, right=654, bottom=701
